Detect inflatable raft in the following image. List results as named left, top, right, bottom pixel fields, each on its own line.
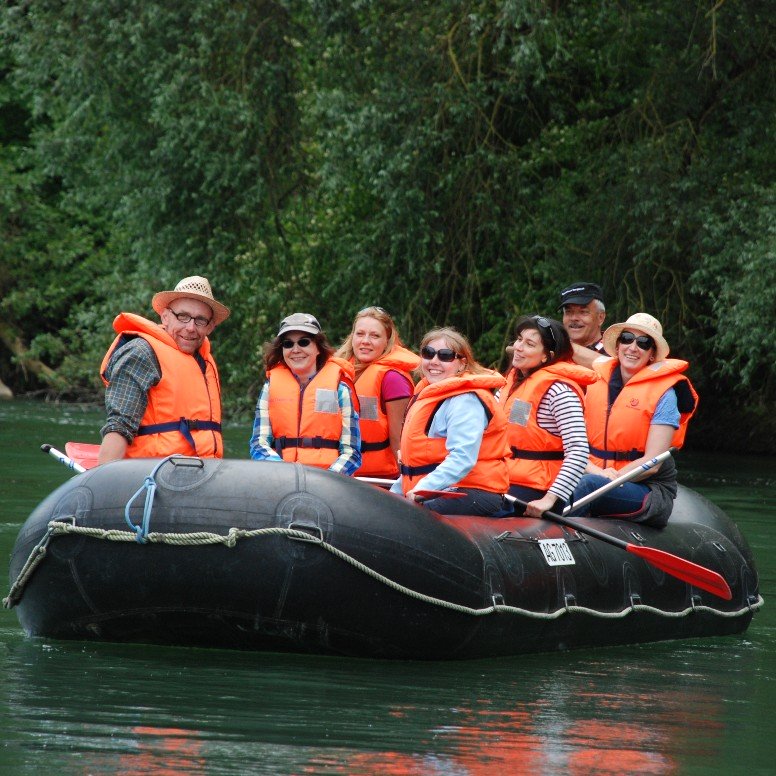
left=5, top=457, right=762, bottom=659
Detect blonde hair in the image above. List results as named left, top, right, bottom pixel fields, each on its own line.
left=336, top=307, right=404, bottom=373
left=419, top=327, right=491, bottom=376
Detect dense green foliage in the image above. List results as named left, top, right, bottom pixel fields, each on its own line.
left=1, top=1, right=774, bottom=449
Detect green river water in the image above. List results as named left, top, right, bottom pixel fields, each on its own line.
left=1, top=400, right=774, bottom=775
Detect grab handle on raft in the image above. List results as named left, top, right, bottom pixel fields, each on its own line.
left=506, top=494, right=732, bottom=601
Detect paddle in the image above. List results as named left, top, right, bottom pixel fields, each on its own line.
left=357, top=476, right=396, bottom=487
left=64, top=441, right=100, bottom=469
left=505, top=493, right=732, bottom=600
left=41, top=443, right=86, bottom=473
left=560, top=449, right=675, bottom=515
left=414, top=489, right=465, bottom=500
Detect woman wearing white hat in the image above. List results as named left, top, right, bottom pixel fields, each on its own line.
left=569, top=313, right=698, bottom=527
left=249, top=313, right=362, bottom=475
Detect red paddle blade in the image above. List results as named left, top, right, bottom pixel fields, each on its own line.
left=415, top=489, right=466, bottom=499
left=627, top=543, right=732, bottom=601
left=65, top=441, right=100, bottom=470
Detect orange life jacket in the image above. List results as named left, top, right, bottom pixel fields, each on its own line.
left=100, top=312, right=223, bottom=458
left=500, top=361, right=595, bottom=490
left=353, top=346, right=419, bottom=477
left=267, top=357, right=359, bottom=468
left=586, top=357, right=698, bottom=469
left=399, top=372, right=510, bottom=495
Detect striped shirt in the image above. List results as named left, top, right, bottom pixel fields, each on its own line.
left=249, top=377, right=361, bottom=476
left=535, top=381, right=589, bottom=502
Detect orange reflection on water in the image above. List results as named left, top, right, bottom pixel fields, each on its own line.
left=117, top=725, right=206, bottom=775
left=302, top=680, right=730, bottom=775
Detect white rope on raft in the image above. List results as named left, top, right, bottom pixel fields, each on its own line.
left=3, top=518, right=765, bottom=622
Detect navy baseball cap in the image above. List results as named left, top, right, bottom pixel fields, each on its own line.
left=558, top=282, right=604, bottom=309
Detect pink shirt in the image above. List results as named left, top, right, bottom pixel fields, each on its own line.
left=381, top=369, right=413, bottom=403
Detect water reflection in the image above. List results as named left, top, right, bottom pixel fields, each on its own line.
left=2, top=637, right=758, bottom=774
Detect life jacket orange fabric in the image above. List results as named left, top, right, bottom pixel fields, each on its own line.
left=399, top=372, right=510, bottom=495
left=100, top=312, right=223, bottom=458
left=585, top=357, right=698, bottom=469
left=353, top=346, right=420, bottom=477
left=500, top=361, right=595, bottom=490
left=267, top=357, right=359, bottom=469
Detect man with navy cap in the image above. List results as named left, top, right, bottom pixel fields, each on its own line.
left=558, top=282, right=607, bottom=368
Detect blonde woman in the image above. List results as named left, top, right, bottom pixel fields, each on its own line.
left=390, top=327, right=510, bottom=516
left=337, top=306, right=419, bottom=477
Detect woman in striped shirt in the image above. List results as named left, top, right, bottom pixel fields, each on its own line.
left=500, top=315, right=594, bottom=518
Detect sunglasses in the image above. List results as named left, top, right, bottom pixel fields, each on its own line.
left=358, top=305, right=389, bottom=316
left=617, top=331, right=655, bottom=351
left=282, top=337, right=313, bottom=349
left=421, top=345, right=462, bottom=363
left=532, top=316, right=557, bottom=350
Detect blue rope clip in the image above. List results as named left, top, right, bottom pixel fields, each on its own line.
left=124, top=456, right=175, bottom=543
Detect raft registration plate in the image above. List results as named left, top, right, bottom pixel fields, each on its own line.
left=538, top=538, right=575, bottom=566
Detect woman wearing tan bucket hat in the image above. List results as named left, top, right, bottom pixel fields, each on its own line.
left=568, top=312, right=699, bottom=527
left=97, top=275, right=230, bottom=465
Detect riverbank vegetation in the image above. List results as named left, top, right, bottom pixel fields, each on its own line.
left=1, top=1, right=773, bottom=451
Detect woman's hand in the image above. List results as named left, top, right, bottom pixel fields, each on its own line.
left=524, top=493, right=559, bottom=518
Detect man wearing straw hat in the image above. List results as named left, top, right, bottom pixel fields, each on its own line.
left=97, top=276, right=230, bottom=465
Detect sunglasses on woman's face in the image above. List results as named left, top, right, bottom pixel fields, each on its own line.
left=421, top=346, right=461, bottom=363
left=617, top=331, right=655, bottom=351
left=282, top=337, right=313, bottom=349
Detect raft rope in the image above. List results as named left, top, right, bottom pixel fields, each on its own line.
left=3, top=517, right=765, bottom=622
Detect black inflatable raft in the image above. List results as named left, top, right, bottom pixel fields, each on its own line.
left=5, top=457, right=762, bottom=659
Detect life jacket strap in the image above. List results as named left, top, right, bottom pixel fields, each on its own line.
left=399, top=462, right=438, bottom=477
left=589, top=445, right=643, bottom=462
left=273, top=436, right=340, bottom=452
left=510, top=447, right=564, bottom=461
left=136, top=418, right=222, bottom=455
left=361, top=438, right=391, bottom=453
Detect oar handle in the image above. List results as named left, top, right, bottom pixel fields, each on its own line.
left=41, top=443, right=86, bottom=473
left=506, top=494, right=629, bottom=549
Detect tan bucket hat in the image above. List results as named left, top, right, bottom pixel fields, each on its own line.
left=602, top=312, right=670, bottom=362
left=152, top=276, right=230, bottom=325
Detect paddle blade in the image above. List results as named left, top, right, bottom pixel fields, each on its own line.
left=414, top=489, right=466, bottom=500
left=627, top=544, right=732, bottom=601
left=65, top=441, right=100, bottom=470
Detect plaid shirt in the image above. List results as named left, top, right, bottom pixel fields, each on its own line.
left=249, top=375, right=361, bottom=476
left=100, top=337, right=161, bottom=442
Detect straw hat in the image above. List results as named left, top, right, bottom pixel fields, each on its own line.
left=152, top=276, right=230, bottom=325
left=602, top=313, right=670, bottom=362
left=277, top=313, right=322, bottom=337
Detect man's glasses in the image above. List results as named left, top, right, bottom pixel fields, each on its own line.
left=532, top=316, right=557, bottom=350
left=168, top=308, right=212, bottom=328
left=282, top=337, right=313, bottom=349
left=421, top=346, right=462, bottom=363
left=617, top=331, right=655, bottom=351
